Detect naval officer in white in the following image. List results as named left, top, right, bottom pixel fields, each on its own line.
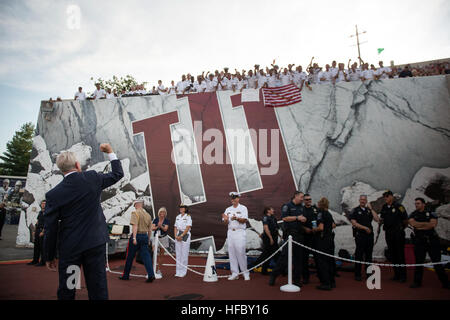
left=174, top=204, right=192, bottom=278
left=222, top=192, right=250, bottom=281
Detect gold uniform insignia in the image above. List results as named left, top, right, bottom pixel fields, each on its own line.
left=398, top=206, right=405, bottom=213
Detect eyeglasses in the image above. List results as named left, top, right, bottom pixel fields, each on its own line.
left=305, top=198, right=312, bottom=201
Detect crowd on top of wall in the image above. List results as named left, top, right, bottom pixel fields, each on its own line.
left=48, top=59, right=450, bottom=102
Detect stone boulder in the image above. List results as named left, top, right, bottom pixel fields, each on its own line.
left=435, top=204, right=450, bottom=241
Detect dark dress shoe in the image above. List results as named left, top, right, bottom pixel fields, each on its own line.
left=146, top=276, right=155, bottom=283
left=390, top=276, right=400, bottom=281
left=35, top=262, right=45, bottom=266
left=399, top=278, right=407, bottom=283
left=302, top=278, right=309, bottom=285
left=118, top=276, right=129, bottom=280
left=269, top=274, right=277, bottom=286
left=410, top=283, right=421, bottom=288
left=293, top=281, right=302, bottom=287
left=316, top=284, right=332, bottom=291
left=27, top=261, right=38, bottom=265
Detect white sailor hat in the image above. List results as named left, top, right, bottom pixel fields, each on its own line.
left=229, top=192, right=241, bottom=198
left=133, top=198, right=145, bottom=205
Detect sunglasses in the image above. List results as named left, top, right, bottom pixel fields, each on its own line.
left=305, top=198, right=312, bottom=201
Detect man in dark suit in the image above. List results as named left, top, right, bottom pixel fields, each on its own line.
left=43, top=143, right=124, bottom=300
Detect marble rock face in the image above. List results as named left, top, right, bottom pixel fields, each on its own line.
left=435, top=204, right=450, bottom=241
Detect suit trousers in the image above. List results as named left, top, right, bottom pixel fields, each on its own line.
left=57, top=243, right=108, bottom=300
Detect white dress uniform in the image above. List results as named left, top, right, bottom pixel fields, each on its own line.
left=362, top=69, right=375, bottom=80
left=174, top=213, right=192, bottom=277
left=224, top=203, right=249, bottom=280
left=347, top=68, right=361, bottom=81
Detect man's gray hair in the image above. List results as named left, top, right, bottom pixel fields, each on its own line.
left=360, top=194, right=368, bottom=199
left=56, top=151, right=78, bottom=173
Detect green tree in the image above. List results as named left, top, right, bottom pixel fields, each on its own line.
left=90, top=75, right=147, bottom=94
left=0, top=122, right=35, bottom=176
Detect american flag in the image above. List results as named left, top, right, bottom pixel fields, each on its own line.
left=262, top=84, right=302, bottom=107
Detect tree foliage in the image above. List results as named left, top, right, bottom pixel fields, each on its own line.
left=0, top=122, right=35, bottom=176
left=90, top=75, right=146, bottom=94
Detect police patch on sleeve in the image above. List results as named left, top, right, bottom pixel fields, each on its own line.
left=282, top=205, right=288, bottom=213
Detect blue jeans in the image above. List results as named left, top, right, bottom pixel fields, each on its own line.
left=122, top=234, right=154, bottom=279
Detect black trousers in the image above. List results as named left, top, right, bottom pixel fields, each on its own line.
left=272, top=233, right=303, bottom=282
left=354, top=232, right=374, bottom=277
left=57, top=243, right=108, bottom=300
left=385, top=229, right=406, bottom=280
left=0, top=210, right=5, bottom=237
left=32, top=233, right=44, bottom=263
left=413, top=235, right=448, bottom=286
left=254, top=236, right=279, bottom=273
left=315, top=236, right=335, bottom=287
left=301, top=235, right=318, bottom=281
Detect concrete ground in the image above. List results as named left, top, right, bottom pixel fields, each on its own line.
left=0, top=224, right=34, bottom=262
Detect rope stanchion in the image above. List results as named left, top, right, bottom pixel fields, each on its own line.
left=290, top=239, right=449, bottom=267
left=280, top=235, right=300, bottom=292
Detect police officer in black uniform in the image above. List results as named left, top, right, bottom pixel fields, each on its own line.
left=349, top=195, right=380, bottom=281
left=28, top=200, right=46, bottom=266
left=408, top=197, right=449, bottom=289
left=253, top=206, right=279, bottom=275
left=301, top=194, right=319, bottom=284
left=379, top=190, right=408, bottom=282
left=269, top=191, right=306, bottom=287
left=313, top=197, right=336, bottom=290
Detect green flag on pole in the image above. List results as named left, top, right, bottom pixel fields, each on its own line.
left=377, top=48, right=385, bottom=54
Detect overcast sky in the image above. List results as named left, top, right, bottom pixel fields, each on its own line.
left=0, top=0, right=449, bottom=156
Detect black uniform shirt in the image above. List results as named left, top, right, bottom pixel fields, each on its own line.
left=409, top=210, right=438, bottom=237
left=281, top=201, right=303, bottom=234
left=380, top=202, right=407, bottom=231
left=36, top=210, right=45, bottom=233
left=303, top=205, right=319, bottom=229
left=262, top=215, right=279, bottom=238
left=316, top=209, right=334, bottom=238
left=349, top=206, right=373, bottom=231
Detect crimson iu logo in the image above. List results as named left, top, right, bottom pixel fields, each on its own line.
left=132, top=91, right=297, bottom=247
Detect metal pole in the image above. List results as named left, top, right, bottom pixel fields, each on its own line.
left=356, top=25, right=362, bottom=65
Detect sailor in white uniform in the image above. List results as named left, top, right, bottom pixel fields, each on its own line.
left=221, top=192, right=250, bottom=281
left=174, top=204, right=192, bottom=277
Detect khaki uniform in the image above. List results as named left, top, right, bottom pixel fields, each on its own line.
left=130, top=208, right=152, bottom=233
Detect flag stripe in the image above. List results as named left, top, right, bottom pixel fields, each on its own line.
left=262, top=84, right=302, bottom=108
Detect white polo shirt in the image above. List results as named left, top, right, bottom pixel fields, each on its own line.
left=246, top=75, right=257, bottom=89
left=176, top=81, right=187, bottom=94
left=256, top=75, right=267, bottom=88
left=74, top=91, right=86, bottom=101
left=335, top=70, right=347, bottom=83
left=224, top=204, right=248, bottom=231
left=267, top=75, right=279, bottom=87
left=347, top=69, right=361, bottom=81
left=93, top=89, right=106, bottom=99
left=319, top=70, right=333, bottom=83
left=362, top=69, right=375, bottom=80
left=279, top=73, right=292, bottom=86
left=106, top=92, right=115, bottom=99
left=205, top=79, right=218, bottom=92
left=158, top=85, right=166, bottom=95
left=376, top=67, right=392, bottom=79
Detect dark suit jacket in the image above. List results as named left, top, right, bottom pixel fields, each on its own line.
left=43, top=159, right=124, bottom=261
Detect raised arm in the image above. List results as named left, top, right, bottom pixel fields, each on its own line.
left=98, top=143, right=124, bottom=189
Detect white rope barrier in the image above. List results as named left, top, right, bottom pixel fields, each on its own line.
left=291, top=239, right=449, bottom=267
left=105, top=235, right=448, bottom=280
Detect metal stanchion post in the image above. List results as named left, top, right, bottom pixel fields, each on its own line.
left=280, top=235, right=301, bottom=292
